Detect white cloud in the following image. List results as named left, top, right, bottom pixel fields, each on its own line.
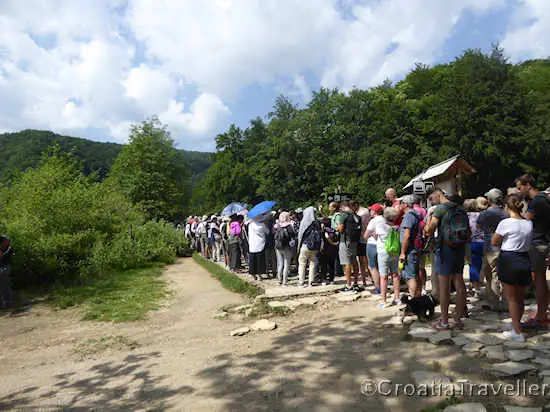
left=502, top=0, right=550, bottom=60
left=0, top=0, right=514, bottom=150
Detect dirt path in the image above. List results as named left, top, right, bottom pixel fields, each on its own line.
left=0, top=259, right=543, bottom=411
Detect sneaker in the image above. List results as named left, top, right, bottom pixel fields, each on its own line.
left=502, top=330, right=525, bottom=342
left=343, top=285, right=358, bottom=294
left=321, top=282, right=327, bottom=286
left=378, top=302, right=388, bottom=309
left=430, top=320, right=451, bottom=330
left=372, top=288, right=381, bottom=295
left=392, top=299, right=401, bottom=306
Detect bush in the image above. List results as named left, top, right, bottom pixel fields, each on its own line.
left=87, top=220, right=188, bottom=274
left=0, top=150, right=188, bottom=287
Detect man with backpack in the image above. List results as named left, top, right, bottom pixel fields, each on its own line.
left=335, top=200, right=362, bottom=292
left=399, top=195, right=423, bottom=298
left=517, top=174, right=550, bottom=328
left=477, top=188, right=507, bottom=310
left=424, top=191, right=469, bottom=330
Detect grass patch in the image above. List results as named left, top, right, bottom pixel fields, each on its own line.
left=72, top=334, right=140, bottom=359
left=193, top=253, right=261, bottom=299
left=248, top=299, right=291, bottom=318
left=51, top=263, right=169, bottom=322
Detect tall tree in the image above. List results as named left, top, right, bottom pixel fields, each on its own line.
left=108, top=117, right=190, bottom=220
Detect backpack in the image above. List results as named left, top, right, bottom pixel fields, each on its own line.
left=414, top=219, right=426, bottom=249
left=441, top=204, right=470, bottom=248
left=304, top=222, right=323, bottom=251
left=274, top=226, right=292, bottom=249
left=344, top=213, right=362, bottom=244
left=384, top=228, right=401, bottom=255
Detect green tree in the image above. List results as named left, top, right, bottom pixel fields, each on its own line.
left=108, top=117, right=190, bottom=220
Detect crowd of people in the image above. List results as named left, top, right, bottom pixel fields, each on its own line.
left=185, top=174, right=550, bottom=343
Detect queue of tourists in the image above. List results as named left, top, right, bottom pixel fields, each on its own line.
left=185, top=174, right=550, bottom=343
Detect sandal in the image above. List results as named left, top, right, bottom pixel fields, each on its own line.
left=430, top=320, right=450, bottom=330
left=453, top=320, right=464, bottom=330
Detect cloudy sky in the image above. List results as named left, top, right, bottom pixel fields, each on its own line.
left=0, top=0, right=548, bottom=151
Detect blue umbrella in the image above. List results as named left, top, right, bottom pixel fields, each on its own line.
left=247, top=200, right=277, bottom=219
left=221, top=202, right=248, bottom=216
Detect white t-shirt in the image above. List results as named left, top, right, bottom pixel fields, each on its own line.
left=248, top=220, right=269, bottom=253
left=371, top=216, right=392, bottom=250
left=495, top=218, right=533, bottom=252
left=366, top=215, right=385, bottom=245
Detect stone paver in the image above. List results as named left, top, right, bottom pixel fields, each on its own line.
left=411, top=371, right=452, bottom=386
left=482, top=345, right=507, bottom=361
left=504, top=341, right=528, bottom=349
left=444, top=404, right=487, bottom=412
left=337, top=294, right=361, bottom=303
left=296, top=296, right=320, bottom=305
left=409, top=327, right=437, bottom=340
left=214, top=311, right=229, bottom=319
left=463, top=343, right=484, bottom=353
left=429, top=330, right=452, bottom=345
left=490, top=362, right=536, bottom=377
left=507, top=350, right=535, bottom=362
left=452, top=336, right=470, bottom=347
left=503, top=406, right=543, bottom=412
left=532, top=358, right=550, bottom=368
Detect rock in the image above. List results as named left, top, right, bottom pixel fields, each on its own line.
left=232, top=304, right=252, bottom=313
left=508, top=350, right=535, bottom=362
left=539, top=370, right=550, bottom=376
left=537, top=332, right=550, bottom=340
left=230, top=327, right=250, bottom=336
left=462, top=332, right=504, bottom=346
left=409, top=327, right=437, bottom=340
left=543, top=377, right=550, bottom=387
left=490, top=362, right=536, bottom=377
left=268, top=301, right=299, bottom=310
left=463, top=343, right=484, bottom=353
left=412, top=371, right=451, bottom=386
left=403, top=316, right=416, bottom=325
left=429, top=330, right=453, bottom=345
left=383, top=317, right=403, bottom=327
left=452, top=336, right=470, bottom=347
left=296, top=297, right=320, bottom=305
left=483, top=345, right=508, bottom=361
left=214, top=311, right=229, bottom=319
left=503, top=407, right=542, bottom=412
left=337, top=294, right=361, bottom=302
left=504, top=341, right=528, bottom=349
left=532, top=358, right=550, bottom=368
left=444, top=404, right=487, bottom=412
left=529, top=344, right=550, bottom=352
left=360, top=290, right=372, bottom=298
left=477, top=333, right=505, bottom=346
left=250, top=319, right=277, bottom=331
left=245, top=308, right=253, bottom=317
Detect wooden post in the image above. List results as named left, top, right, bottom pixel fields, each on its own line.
left=457, top=173, right=463, bottom=197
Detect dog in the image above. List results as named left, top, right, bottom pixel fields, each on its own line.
left=400, top=294, right=438, bottom=321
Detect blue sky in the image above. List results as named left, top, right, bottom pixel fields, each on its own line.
left=0, top=0, right=548, bottom=152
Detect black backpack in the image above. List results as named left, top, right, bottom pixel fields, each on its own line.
left=344, top=213, right=362, bottom=244
left=304, top=222, right=323, bottom=251
left=274, top=226, right=292, bottom=249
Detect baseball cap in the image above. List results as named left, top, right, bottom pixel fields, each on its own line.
left=484, top=188, right=503, bottom=203
left=368, top=204, right=384, bottom=214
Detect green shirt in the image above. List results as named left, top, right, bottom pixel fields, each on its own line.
left=334, top=211, right=350, bottom=242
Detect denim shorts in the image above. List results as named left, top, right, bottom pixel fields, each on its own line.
left=435, top=244, right=466, bottom=276
left=377, top=246, right=398, bottom=276
left=401, top=248, right=419, bottom=280
left=367, top=243, right=378, bottom=269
